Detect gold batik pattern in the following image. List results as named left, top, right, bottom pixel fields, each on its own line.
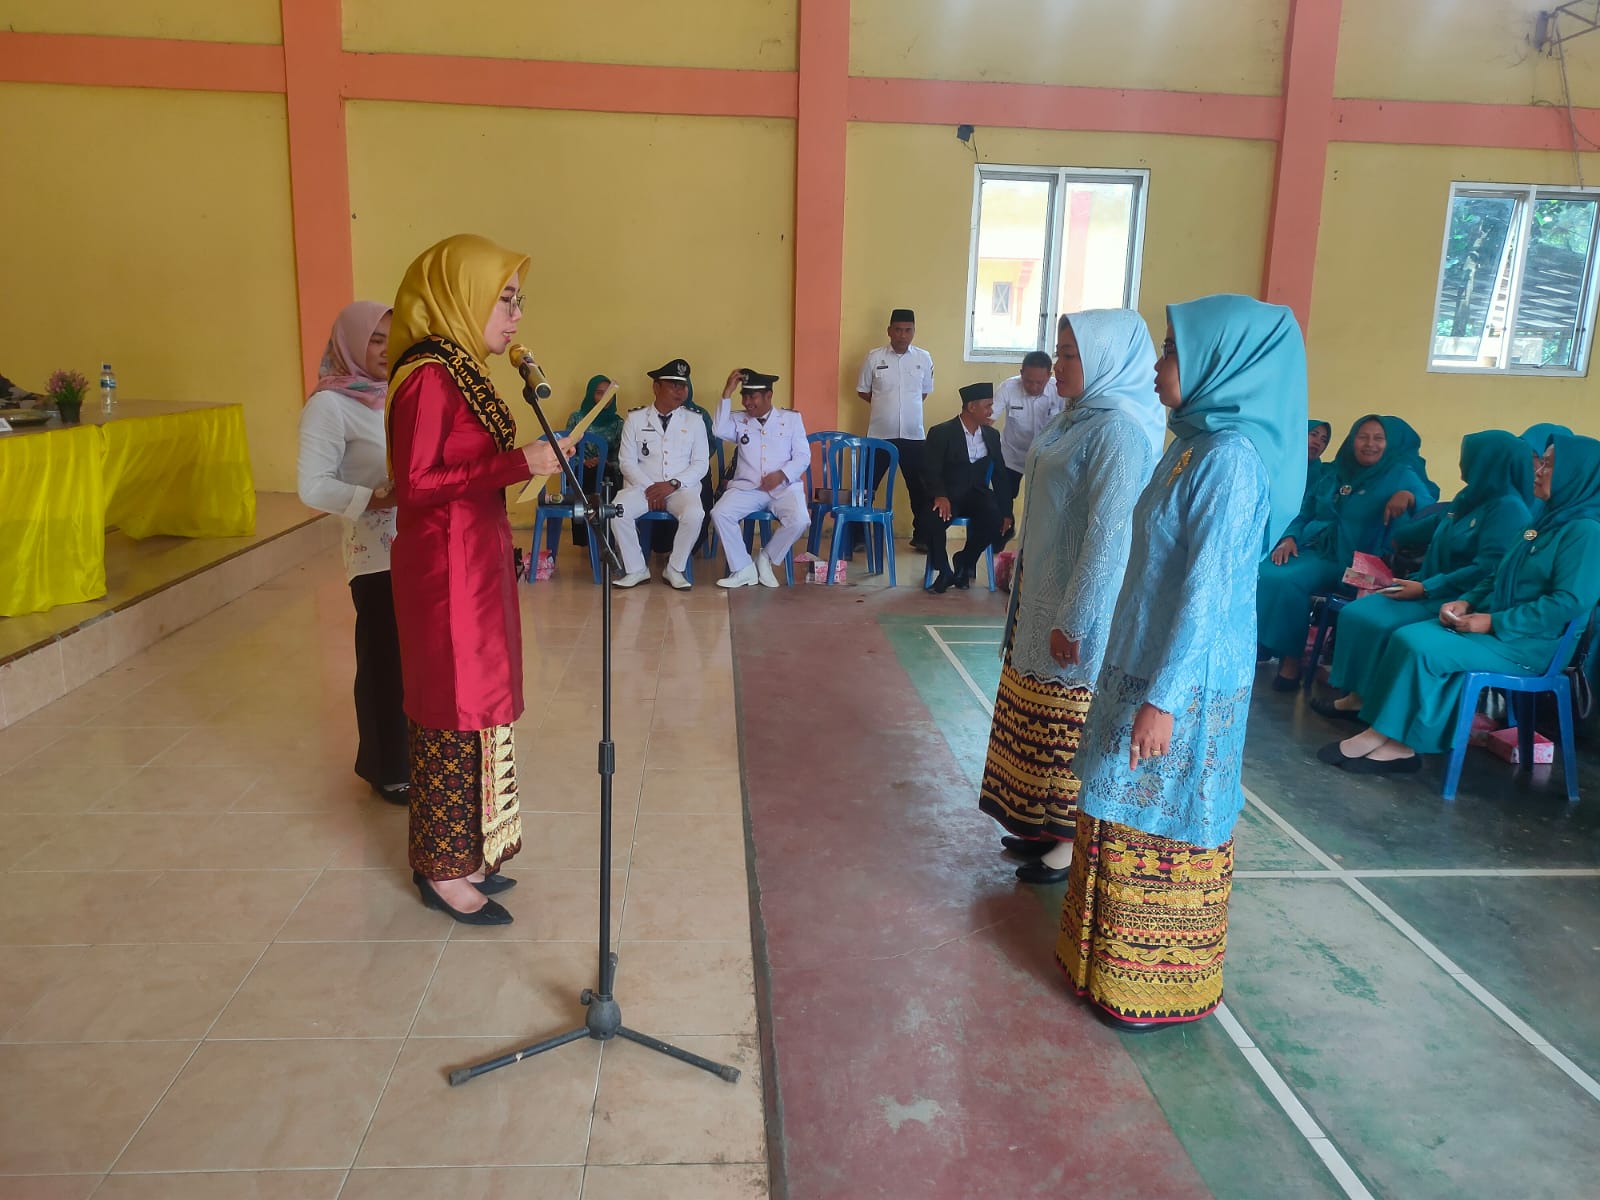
left=391, top=335, right=518, bottom=452
left=1056, top=812, right=1233, bottom=1023
left=408, top=721, right=522, bottom=880
left=978, top=656, right=1093, bottom=841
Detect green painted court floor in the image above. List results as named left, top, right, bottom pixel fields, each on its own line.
left=882, top=614, right=1600, bottom=1200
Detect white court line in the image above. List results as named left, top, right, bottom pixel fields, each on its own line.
left=924, top=624, right=1372, bottom=1200
left=1236, top=867, right=1600, bottom=880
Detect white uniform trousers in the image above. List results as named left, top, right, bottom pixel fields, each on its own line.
left=614, top=486, right=704, bottom=573
left=711, top=485, right=810, bottom=572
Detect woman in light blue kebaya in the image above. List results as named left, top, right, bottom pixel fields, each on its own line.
left=978, top=310, right=1164, bottom=884
left=1058, top=294, right=1307, bottom=1031
left=1313, top=430, right=1533, bottom=722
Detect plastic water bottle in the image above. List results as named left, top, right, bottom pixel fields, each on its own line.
left=99, top=362, right=117, bottom=415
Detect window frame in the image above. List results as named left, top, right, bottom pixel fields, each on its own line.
left=963, top=163, right=1150, bottom=364
left=1427, top=181, right=1600, bottom=378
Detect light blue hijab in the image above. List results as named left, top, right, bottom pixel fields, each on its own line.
left=1166, top=294, right=1308, bottom=554
left=1055, top=308, right=1164, bottom=456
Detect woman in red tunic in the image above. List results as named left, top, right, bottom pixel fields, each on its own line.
left=386, top=234, right=573, bottom=924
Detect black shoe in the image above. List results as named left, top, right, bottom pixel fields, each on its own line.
left=1000, top=835, right=1054, bottom=858
left=1271, top=674, right=1301, bottom=693
left=909, top=539, right=927, bottom=553
left=1345, top=753, right=1422, bottom=776
left=1015, top=861, right=1071, bottom=885
left=413, top=871, right=513, bottom=925
left=1316, top=740, right=1364, bottom=768
left=376, top=783, right=411, bottom=806
left=1309, top=696, right=1363, bottom=723
left=928, top=568, right=955, bottom=594
left=952, top=564, right=973, bottom=590
left=1091, top=1004, right=1176, bottom=1034
left=473, top=874, right=517, bottom=896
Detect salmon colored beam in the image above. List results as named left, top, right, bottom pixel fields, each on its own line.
left=0, top=32, right=285, bottom=92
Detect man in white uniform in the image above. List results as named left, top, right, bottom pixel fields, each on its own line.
left=612, top=358, right=709, bottom=589
left=710, top=368, right=810, bottom=589
left=994, top=349, right=1061, bottom=542
left=856, top=307, right=935, bottom=551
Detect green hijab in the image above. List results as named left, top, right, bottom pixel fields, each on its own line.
left=1452, top=430, right=1534, bottom=516
left=564, top=374, right=622, bottom=446
left=1307, top=419, right=1332, bottom=460
left=1331, top=414, right=1434, bottom=497
left=1521, top=423, right=1572, bottom=456
left=1492, top=432, right=1600, bottom=609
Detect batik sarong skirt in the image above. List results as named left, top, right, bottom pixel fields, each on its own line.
left=407, top=721, right=522, bottom=880
left=978, top=658, right=1092, bottom=842
left=1056, top=812, right=1232, bottom=1023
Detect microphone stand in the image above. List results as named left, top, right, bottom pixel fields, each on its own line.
left=450, top=381, right=739, bottom=1088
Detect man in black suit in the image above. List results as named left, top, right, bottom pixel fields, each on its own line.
left=922, top=382, right=1005, bottom=593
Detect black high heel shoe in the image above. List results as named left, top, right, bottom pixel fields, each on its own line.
left=412, top=871, right=513, bottom=925
left=473, top=874, right=517, bottom=896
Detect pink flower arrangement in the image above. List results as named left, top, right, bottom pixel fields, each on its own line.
left=46, top=369, right=89, bottom=403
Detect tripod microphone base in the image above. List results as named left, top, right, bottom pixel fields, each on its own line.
left=448, top=985, right=741, bottom=1086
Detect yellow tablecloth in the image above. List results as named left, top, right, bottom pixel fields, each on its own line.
left=0, top=402, right=255, bottom=616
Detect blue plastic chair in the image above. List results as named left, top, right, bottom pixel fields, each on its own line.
left=805, top=431, right=853, bottom=556
left=921, top=459, right=998, bottom=593
left=1300, top=592, right=1354, bottom=691
left=1441, top=613, right=1588, bottom=803
left=825, top=436, right=898, bottom=586
left=528, top=431, right=608, bottom=585
left=739, top=511, right=797, bottom=584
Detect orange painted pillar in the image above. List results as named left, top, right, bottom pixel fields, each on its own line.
left=282, top=0, right=354, bottom=397
left=1262, top=0, right=1342, bottom=332
left=792, top=0, right=850, bottom=431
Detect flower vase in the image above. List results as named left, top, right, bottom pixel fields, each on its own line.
left=57, top=398, right=83, bottom=424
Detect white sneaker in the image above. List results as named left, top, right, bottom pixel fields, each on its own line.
left=663, top=565, right=692, bottom=590
left=754, top=550, right=779, bottom=588
left=614, top=569, right=650, bottom=589
left=718, top=563, right=759, bottom=589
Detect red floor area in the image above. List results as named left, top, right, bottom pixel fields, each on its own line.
left=731, top=589, right=1206, bottom=1199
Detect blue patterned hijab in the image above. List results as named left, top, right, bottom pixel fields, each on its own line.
left=1056, top=308, right=1165, bottom=456
left=1492, top=432, right=1600, bottom=610
left=1166, top=294, right=1308, bottom=553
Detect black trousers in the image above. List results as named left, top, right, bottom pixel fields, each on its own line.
left=868, top=437, right=930, bottom=544
left=925, top=486, right=1002, bottom=574
left=349, top=571, right=409, bottom=789
left=992, top=465, right=1023, bottom=546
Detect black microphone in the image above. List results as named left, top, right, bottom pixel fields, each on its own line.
left=508, top=344, right=552, bottom=400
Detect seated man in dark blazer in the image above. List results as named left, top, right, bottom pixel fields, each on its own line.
left=922, top=383, right=1004, bottom=593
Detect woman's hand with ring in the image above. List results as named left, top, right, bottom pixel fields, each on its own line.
left=1128, top=703, right=1174, bottom=770
left=1049, top=630, right=1080, bottom=667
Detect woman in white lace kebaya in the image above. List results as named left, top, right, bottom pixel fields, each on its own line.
left=1059, top=294, right=1307, bottom=1031
left=978, top=310, right=1164, bottom=885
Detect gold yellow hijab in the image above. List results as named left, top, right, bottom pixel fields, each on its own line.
left=385, top=233, right=529, bottom=469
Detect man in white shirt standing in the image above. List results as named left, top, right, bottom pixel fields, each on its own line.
left=710, top=368, right=810, bottom=589
left=856, top=307, right=935, bottom=551
left=994, top=349, right=1061, bottom=543
left=612, top=358, right=709, bottom=590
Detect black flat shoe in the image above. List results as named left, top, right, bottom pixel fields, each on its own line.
left=1091, top=1004, right=1177, bottom=1034
left=1316, top=740, right=1364, bottom=767
left=1271, top=675, right=1301, bottom=693
left=928, top=568, right=955, bottom=594
left=413, top=871, right=513, bottom=925
left=909, top=539, right=927, bottom=553
left=1000, top=835, right=1054, bottom=858
left=376, top=783, right=411, bottom=806
left=1345, top=753, right=1422, bottom=775
left=1310, top=696, right=1363, bottom=723
left=952, top=565, right=972, bottom=590
left=473, top=874, right=517, bottom=896
left=1015, top=861, right=1071, bottom=885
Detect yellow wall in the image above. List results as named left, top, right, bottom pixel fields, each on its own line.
left=346, top=101, right=796, bottom=443
left=0, top=0, right=281, bottom=43
left=1336, top=0, right=1600, bottom=107
left=0, top=83, right=303, bottom=490
left=343, top=0, right=797, bottom=69
left=849, top=0, right=1287, bottom=94
left=1309, top=142, right=1600, bottom=478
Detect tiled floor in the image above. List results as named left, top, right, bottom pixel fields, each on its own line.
left=0, top=554, right=766, bottom=1199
